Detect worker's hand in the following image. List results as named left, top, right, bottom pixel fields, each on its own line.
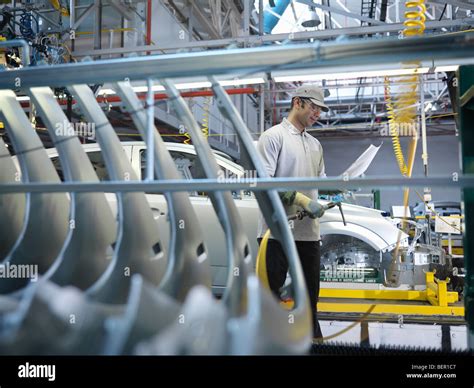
left=294, top=192, right=325, bottom=219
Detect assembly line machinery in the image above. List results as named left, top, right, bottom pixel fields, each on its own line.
left=0, top=32, right=473, bottom=354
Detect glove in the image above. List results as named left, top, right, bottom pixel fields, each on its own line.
left=294, top=192, right=325, bottom=219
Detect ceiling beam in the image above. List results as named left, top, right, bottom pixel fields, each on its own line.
left=109, top=0, right=135, bottom=21
left=188, top=0, right=222, bottom=39
left=426, top=0, right=474, bottom=10
left=297, top=0, right=387, bottom=25
left=72, top=17, right=474, bottom=56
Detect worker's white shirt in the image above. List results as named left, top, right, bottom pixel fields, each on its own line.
left=257, top=118, right=326, bottom=241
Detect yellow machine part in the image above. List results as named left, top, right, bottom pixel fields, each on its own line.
left=255, top=229, right=270, bottom=289
left=281, top=272, right=464, bottom=317
left=49, top=0, right=70, bottom=17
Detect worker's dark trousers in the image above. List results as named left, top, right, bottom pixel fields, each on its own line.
left=257, top=238, right=322, bottom=339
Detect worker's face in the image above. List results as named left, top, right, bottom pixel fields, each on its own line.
left=296, top=97, right=321, bottom=128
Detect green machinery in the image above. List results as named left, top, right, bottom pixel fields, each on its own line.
left=459, top=65, right=474, bottom=350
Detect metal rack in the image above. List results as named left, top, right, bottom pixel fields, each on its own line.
left=0, top=33, right=474, bottom=353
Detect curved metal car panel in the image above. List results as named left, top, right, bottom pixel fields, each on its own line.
left=162, top=79, right=252, bottom=317
left=134, top=284, right=229, bottom=355
left=102, top=275, right=181, bottom=355
left=0, top=137, right=25, bottom=258
left=0, top=89, right=70, bottom=294
left=29, top=87, right=116, bottom=290
left=67, top=84, right=167, bottom=304
left=114, top=81, right=212, bottom=301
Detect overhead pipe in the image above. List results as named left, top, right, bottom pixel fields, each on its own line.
left=2, top=175, right=474, bottom=195
left=17, top=87, right=259, bottom=108
left=263, top=0, right=291, bottom=34
left=1, top=33, right=473, bottom=89
left=146, top=0, right=152, bottom=55
left=274, top=96, right=386, bottom=107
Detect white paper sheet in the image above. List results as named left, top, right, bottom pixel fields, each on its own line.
left=341, top=144, right=382, bottom=179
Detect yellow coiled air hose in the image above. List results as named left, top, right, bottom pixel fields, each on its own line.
left=385, top=0, right=426, bottom=176
left=385, top=79, right=409, bottom=176
left=403, top=0, right=427, bottom=37
left=182, top=97, right=211, bottom=144
left=201, top=96, right=211, bottom=140
left=384, top=0, right=426, bottom=286
left=183, top=131, right=192, bottom=145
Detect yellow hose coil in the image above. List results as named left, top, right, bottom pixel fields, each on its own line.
left=385, top=78, right=409, bottom=176
left=403, top=0, right=427, bottom=37
left=183, top=132, right=192, bottom=145
left=384, top=0, right=425, bottom=286
left=182, top=97, right=211, bottom=144
left=201, top=96, right=211, bottom=140
left=385, top=0, right=425, bottom=177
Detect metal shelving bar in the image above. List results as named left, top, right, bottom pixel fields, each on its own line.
left=0, top=175, right=473, bottom=194
left=0, top=33, right=473, bottom=89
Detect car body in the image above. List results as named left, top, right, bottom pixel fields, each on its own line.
left=25, top=141, right=409, bottom=293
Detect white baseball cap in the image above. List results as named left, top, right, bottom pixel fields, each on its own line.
left=292, top=84, right=329, bottom=112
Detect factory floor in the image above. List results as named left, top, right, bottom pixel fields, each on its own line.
left=317, top=299, right=467, bottom=351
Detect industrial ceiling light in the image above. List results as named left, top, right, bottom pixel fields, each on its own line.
left=272, top=65, right=460, bottom=83
left=301, top=6, right=321, bottom=28
left=98, top=76, right=266, bottom=96
left=435, top=65, right=459, bottom=72
left=132, top=78, right=266, bottom=92
left=273, top=67, right=431, bottom=82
